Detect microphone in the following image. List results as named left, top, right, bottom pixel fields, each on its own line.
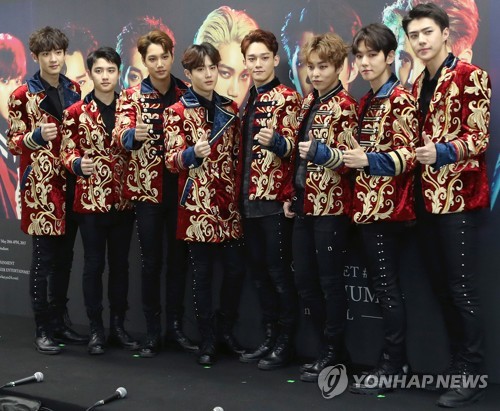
left=90, top=387, right=127, bottom=408
left=2, top=372, right=44, bottom=388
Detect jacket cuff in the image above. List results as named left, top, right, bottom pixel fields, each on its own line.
left=433, top=142, right=457, bottom=170
left=181, top=146, right=203, bottom=169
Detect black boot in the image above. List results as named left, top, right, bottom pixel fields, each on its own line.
left=165, top=314, right=198, bottom=353
left=197, top=317, right=216, bottom=366
left=108, top=313, right=140, bottom=351
left=52, top=310, right=89, bottom=345
left=437, top=362, right=485, bottom=407
left=34, top=325, right=62, bottom=355
left=217, top=312, right=245, bottom=355
left=139, top=315, right=162, bottom=358
left=87, top=316, right=106, bottom=355
left=258, top=330, right=294, bottom=370
left=300, top=336, right=347, bottom=382
left=350, top=352, right=407, bottom=395
left=240, top=322, right=277, bottom=363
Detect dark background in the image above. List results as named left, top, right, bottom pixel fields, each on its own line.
left=0, top=0, right=498, bottom=383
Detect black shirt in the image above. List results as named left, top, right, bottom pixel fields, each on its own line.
left=419, top=53, right=455, bottom=124
left=94, top=94, right=117, bottom=138
left=40, top=77, right=64, bottom=120
left=192, top=89, right=215, bottom=123
left=159, top=78, right=177, bottom=109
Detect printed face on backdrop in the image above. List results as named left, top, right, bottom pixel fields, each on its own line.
left=65, top=50, right=94, bottom=98
left=0, top=77, right=22, bottom=120
left=217, top=42, right=250, bottom=107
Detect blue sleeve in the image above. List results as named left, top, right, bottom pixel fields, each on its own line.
left=312, top=141, right=330, bottom=165
left=366, top=152, right=396, bottom=176
left=433, top=142, right=457, bottom=170
left=32, top=127, right=48, bottom=146
left=122, top=129, right=143, bottom=151
left=264, top=131, right=288, bottom=158
left=181, top=146, right=203, bottom=169
left=72, top=158, right=85, bottom=177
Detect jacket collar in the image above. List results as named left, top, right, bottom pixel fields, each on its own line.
left=27, top=71, right=75, bottom=94
left=180, top=87, right=232, bottom=108
left=250, top=77, right=281, bottom=96
left=372, top=73, right=400, bottom=99
left=140, top=74, right=188, bottom=95
left=315, top=81, right=344, bottom=103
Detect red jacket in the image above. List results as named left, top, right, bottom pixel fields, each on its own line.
left=61, top=93, right=131, bottom=213
left=353, top=75, right=418, bottom=224
left=412, top=56, right=491, bottom=214
left=113, top=75, right=188, bottom=203
left=7, top=72, right=80, bottom=235
left=164, top=89, right=242, bottom=242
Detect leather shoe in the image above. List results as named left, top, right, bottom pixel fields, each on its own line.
left=88, top=329, right=106, bottom=355
left=53, top=325, right=89, bottom=345
left=165, top=329, right=199, bottom=353
left=108, top=327, right=140, bottom=351
left=197, top=341, right=216, bottom=366
left=437, top=386, right=485, bottom=408
left=139, top=335, right=162, bottom=358
left=34, top=327, right=61, bottom=355
left=220, top=333, right=245, bottom=355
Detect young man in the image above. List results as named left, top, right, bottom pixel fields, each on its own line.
left=164, top=43, right=245, bottom=366
left=344, top=23, right=418, bottom=394
left=61, top=47, right=138, bottom=355
left=403, top=3, right=491, bottom=407
left=283, top=33, right=358, bottom=382
left=113, top=30, right=196, bottom=358
left=238, top=29, right=301, bottom=370
left=7, top=26, right=87, bottom=354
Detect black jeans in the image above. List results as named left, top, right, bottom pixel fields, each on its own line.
left=30, top=209, right=78, bottom=324
left=359, top=221, right=408, bottom=364
left=78, top=210, right=134, bottom=319
left=135, top=192, right=188, bottom=324
left=292, top=215, right=349, bottom=339
left=416, top=208, right=484, bottom=366
left=187, top=240, right=245, bottom=322
left=243, top=214, right=297, bottom=328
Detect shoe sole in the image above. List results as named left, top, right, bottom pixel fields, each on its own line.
left=34, top=344, right=61, bottom=355
left=300, top=373, right=318, bottom=383
left=139, top=351, right=158, bottom=358
left=349, top=385, right=394, bottom=395
left=239, top=356, right=261, bottom=364
left=258, top=362, right=290, bottom=371
left=53, top=338, right=88, bottom=345
left=436, top=390, right=485, bottom=408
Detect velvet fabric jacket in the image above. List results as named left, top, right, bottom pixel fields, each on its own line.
left=61, top=92, right=131, bottom=213
left=296, top=83, right=358, bottom=216
left=241, top=78, right=301, bottom=202
left=164, top=88, right=242, bottom=243
left=113, top=75, right=188, bottom=203
left=412, top=57, right=491, bottom=214
left=353, top=74, right=418, bottom=224
left=7, top=72, right=80, bottom=235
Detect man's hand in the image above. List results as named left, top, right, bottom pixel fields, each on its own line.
left=283, top=201, right=296, bottom=218
left=194, top=129, right=211, bottom=158
left=81, top=151, right=95, bottom=176
left=343, top=139, right=368, bottom=168
left=256, top=119, right=274, bottom=147
left=40, top=114, right=57, bottom=142
left=415, top=132, right=437, bottom=165
left=134, top=115, right=150, bottom=142
left=298, top=130, right=315, bottom=160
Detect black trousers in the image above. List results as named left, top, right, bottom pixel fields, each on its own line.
left=187, top=240, right=245, bottom=322
left=243, top=214, right=297, bottom=329
left=135, top=194, right=188, bottom=325
left=78, top=210, right=134, bottom=319
left=30, top=209, right=78, bottom=325
left=359, top=221, right=408, bottom=364
left=292, top=215, right=349, bottom=339
left=416, top=207, right=484, bottom=366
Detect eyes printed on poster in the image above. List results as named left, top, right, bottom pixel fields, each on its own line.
left=194, top=6, right=258, bottom=109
